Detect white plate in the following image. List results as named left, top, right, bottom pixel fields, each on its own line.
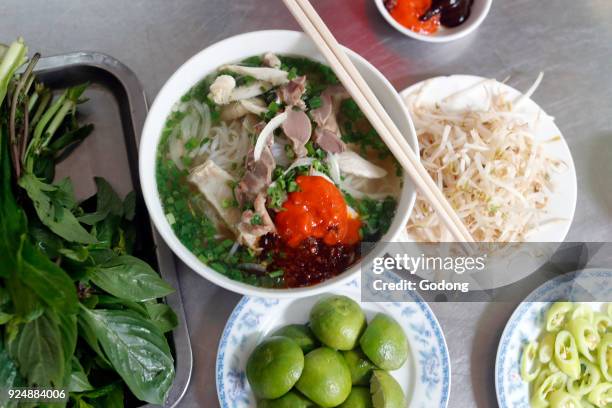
left=216, top=280, right=450, bottom=407
left=399, top=75, right=577, bottom=243
left=495, top=268, right=612, bottom=408
left=394, top=75, right=578, bottom=289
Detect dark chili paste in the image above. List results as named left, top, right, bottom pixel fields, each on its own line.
left=420, top=0, right=474, bottom=28
left=260, top=234, right=360, bottom=288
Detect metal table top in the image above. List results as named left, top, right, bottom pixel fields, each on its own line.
left=3, top=0, right=611, bottom=406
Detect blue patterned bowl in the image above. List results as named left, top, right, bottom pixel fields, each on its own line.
left=216, top=279, right=450, bottom=407
left=495, top=268, right=612, bottom=407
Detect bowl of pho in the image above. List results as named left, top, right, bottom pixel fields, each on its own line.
left=139, top=30, right=418, bottom=297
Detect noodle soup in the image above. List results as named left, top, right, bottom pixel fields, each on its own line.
left=156, top=53, right=401, bottom=288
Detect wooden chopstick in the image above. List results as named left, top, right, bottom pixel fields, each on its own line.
left=282, top=0, right=475, bottom=244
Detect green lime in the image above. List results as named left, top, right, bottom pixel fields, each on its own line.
left=295, top=347, right=352, bottom=407
left=338, top=387, right=374, bottom=408
left=258, top=390, right=317, bottom=408
left=310, top=295, right=366, bottom=350
left=359, top=313, right=408, bottom=370
left=246, top=336, right=304, bottom=399
left=342, top=349, right=376, bottom=386
left=370, top=370, right=406, bottom=408
left=272, top=324, right=319, bottom=354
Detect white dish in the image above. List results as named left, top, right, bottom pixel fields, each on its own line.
left=393, top=75, right=577, bottom=289
left=216, top=280, right=450, bottom=407
left=374, top=0, right=492, bottom=43
left=495, top=268, right=612, bottom=408
left=139, top=30, right=418, bottom=298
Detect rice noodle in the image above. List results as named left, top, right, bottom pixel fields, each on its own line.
left=406, top=75, right=564, bottom=242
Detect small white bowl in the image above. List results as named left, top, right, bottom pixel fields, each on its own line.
left=374, top=0, right=492, bottom=43
left=139, top=30, right=418, bottom=299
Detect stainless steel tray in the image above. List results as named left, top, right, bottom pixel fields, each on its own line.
left=34, top=52, right=193, bottom=408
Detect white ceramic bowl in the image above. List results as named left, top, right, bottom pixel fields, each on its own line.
left=374, top=0, right=492, bottom=43
left=139, top=30, right=418, bottom=298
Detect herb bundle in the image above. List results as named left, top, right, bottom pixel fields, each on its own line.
left=0, top=38, right=176, bottom=407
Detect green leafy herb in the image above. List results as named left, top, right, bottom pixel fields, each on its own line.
left=79, top=307, right=175, bottom=405
left=250, top=214, right=263, bottom=226
left=89, top=255, right=174, bottom=302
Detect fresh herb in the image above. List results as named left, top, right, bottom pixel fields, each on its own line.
left=250, top=214, right=263, bottom=226
left=0, top=38, right=177, bottom=406
left=287, top=67, right=298, bottom=80
left=284, top=144, right=296, bottom=160
left=265, top=101, right=281, bottom=120
left=344, top=193, right=397, bottom=241
left=279, top=56, right=339, bottom=85
left=307, top=95, right=322, bottom=110
left=241, top=55, right=263, bottom=67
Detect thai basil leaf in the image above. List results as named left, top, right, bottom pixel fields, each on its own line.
left=56, top=311, right=77, bottom=371
left=59, top=246, right=89, bottom=262
left=79, top=178, right=123, bottom=225
left=0, top=311, right=12, bottom=325
left=5, top=276, right=44, bottom=322
left=19, top=173, right=96, bottom=244
left=89, top=255, right=174, bottom=302
left=101, top=384, right=124, bottom=408
left=76, top=312, right=107, bottom=364
left=146, top=303, right=178, bottom=333
left=0, top=125, right=27, bottom=277
left=122, top=191, right=136, bottom=221
left=79, top=308, right=174, bottom=404
left=29, top=224, right=64, bottom=259
left=0, top=341, right=24, bottom=408
left=96, top=295, right=149, bottom=317
left=68, top=357, right=94, bottom=392
left=19, top=240, right=78, bottom=315
left=12, top=310, right=65, bottom=387
left=49, top=123, right=94, bottom=155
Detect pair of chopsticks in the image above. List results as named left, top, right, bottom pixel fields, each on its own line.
left=282, top=0, right=475, bottom=244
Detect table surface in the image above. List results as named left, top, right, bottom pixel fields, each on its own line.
left=2, top=0, right=612, bottom=407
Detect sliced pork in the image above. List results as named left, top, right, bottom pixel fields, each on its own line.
left=262, top=52, right=282, bottom=69
left=281, top=109, right=312, bottom=157
left=221, top=64, right=289, bottom=86
left=188, top=160, right=241, bottom=233
left=314, top=128, right=346, bottom=154
left=237, top=193, right=276, bottom=250
left=235, top=146, right=276, bottom=205
left=278, top=76, right=307, bottom=110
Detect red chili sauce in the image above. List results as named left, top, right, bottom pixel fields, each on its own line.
left=261, top=175, right=362, bottom=288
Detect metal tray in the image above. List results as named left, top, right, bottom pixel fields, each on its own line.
left=34, top=52, right=193, bottom=408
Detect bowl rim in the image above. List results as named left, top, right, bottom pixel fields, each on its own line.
left=373, top=0, right=493, bottom=43
left=139, top=29, right=418, bottom=298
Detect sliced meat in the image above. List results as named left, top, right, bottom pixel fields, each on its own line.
left=262, top=52, right=282, bottom=69
left=310, top=92, right=333, bottom=127
left=336, top=150, right=387, bottom=178
left=278, top=76, right=307, bottom=110
left=229, top=81, right=272, bottom=103
left=281, top=109, right=312, bottom=157
left=220, top=101, right=249, bottom=121
left=221, top=65, right=289, bottom=86
left=235, top=146, right=276, bottom=205
left=237, top=193, right=276, bottom=250
left=314, top=128, right=346, bottom=154
left=240, top=98, right=267, bottom=116
left=209, top=76, right=272, bottom=106
left=309, top=85, right=351, bottom=154
left=188, top=160, right=241, bottom=233
left=209, top=75, right=236, bottom=105
left=309, top=85, right=350, bottom=127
